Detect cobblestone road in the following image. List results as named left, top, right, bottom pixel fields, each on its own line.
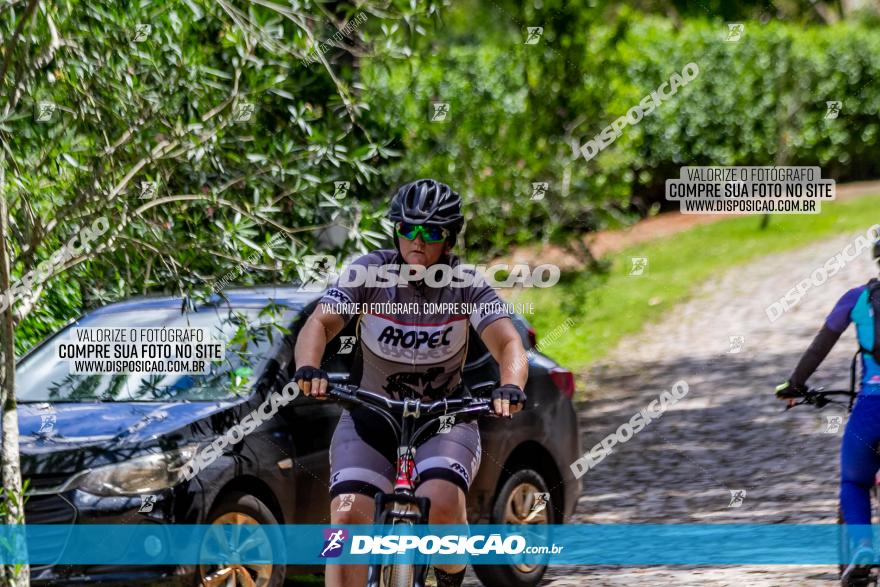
left=473, top=230, right=878, bottom=586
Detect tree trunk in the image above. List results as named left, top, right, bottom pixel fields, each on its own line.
left=0, top=151, right=29, bottom=586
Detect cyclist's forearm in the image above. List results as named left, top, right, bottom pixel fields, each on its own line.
left=481, top=318, right=529, bottom=388
left=790, top=325, right=843, bottom=387
left=294, top=319, right=326, bottom=368
left=294, top=312, right=339, bottom=369
left=499, top=338, right=528, bottom=389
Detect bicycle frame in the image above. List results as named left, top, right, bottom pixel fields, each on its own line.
left=371, top=398, right=431, bottom=587
left=327, top=383, right=493, bottom=587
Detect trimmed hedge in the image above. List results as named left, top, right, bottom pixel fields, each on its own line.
left=363, top=14, right=880, bottom=256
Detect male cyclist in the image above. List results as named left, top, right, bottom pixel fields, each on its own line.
left=293, top=179, right=529, bottom=587
left=776, top=240, right=880, bottom=586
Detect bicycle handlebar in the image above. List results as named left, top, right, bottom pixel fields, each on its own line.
left=327, top=383, right=493, bottom=418
left=786, top=387, right=855, bottom=409
left=324, top=383, right=494, bottom=463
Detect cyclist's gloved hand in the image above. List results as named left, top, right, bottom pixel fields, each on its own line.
left=775, top=380, right=806, bottom=400
left=492, top=384, right=526, bottom=418
left=293, top=365, right=329, bottom=398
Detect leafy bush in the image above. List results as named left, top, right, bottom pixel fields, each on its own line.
left=1, top=0, right=438, bottom=352
left=364, top=12, right=880, bottom=256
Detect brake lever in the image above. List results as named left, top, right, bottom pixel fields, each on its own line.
left=783, top=393, right=834, bottom=410
left=326, top=387, right=357, bottom=408
left=784, top=397, right=808, bottom=410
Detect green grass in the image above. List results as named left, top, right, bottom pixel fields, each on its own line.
left=510, top=194, right=880, bottom=373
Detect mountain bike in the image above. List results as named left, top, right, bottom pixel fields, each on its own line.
left=786, top=352, right=879, bottom=586
left=327, top=381, right=494, bottom=587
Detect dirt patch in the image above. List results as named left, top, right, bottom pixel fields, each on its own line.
left=491, top=179, right=880, bottom=271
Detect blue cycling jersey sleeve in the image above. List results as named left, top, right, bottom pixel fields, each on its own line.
left=825, top=285, right=867, bottom=333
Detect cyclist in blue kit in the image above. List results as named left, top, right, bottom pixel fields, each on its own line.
left=777, top=240, right=880, bottom=586
left=293, top=179, right=529, bottom=587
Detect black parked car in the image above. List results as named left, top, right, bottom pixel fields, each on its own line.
left=15, top=287, right=580, bottom=586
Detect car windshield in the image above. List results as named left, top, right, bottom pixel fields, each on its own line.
left=16, top=304, right=297, bottom=402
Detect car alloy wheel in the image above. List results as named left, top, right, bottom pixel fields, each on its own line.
left=473, top=468, right=554, bottom=587
left=198, top=493, right=285, bottom=587
left=504, top=480, right=549, bottom=573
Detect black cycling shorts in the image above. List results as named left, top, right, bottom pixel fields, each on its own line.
left=329, top=407, right=481, bottom=499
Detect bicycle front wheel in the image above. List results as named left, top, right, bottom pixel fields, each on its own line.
left=380, top=519, right=416, bottom=587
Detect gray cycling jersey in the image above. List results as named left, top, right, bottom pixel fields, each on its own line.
left=320, top=249, right=509, bottom=400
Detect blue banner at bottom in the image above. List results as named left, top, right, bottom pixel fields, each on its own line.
left=0, top=524, right=872, bottom=565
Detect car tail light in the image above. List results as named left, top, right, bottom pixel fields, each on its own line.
left=526, top=325, right=537, bottom=348
left=549, top=367, right=575, bottom=399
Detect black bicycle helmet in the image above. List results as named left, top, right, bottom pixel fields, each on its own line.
left=388, top=179, right=464, bottom=247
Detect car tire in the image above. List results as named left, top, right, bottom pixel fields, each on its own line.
left=198, top=491, right=286, bottom=587
left=473, top=469, right=553, bottom=587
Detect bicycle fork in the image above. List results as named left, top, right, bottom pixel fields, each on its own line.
left=367, top=406, right=433, bottom=587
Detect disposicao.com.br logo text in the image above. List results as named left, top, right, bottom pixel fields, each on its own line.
left=343, top=534, right=564, bottom=556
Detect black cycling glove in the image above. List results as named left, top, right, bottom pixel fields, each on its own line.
left=492, top=383, right=526, bottom=405
left=293, top=365, right=328, bottom=387
left=775, top=380, right=806, bottom=399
